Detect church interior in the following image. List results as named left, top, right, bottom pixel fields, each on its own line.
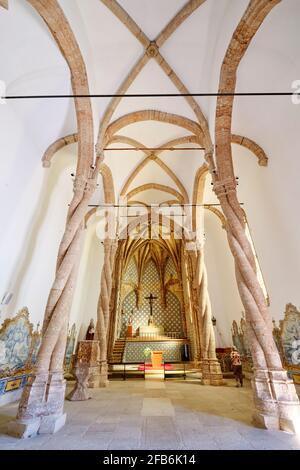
left=1, top=0, right=300, bottom=451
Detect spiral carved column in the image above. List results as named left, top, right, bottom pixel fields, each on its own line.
left=106, top=241, right=124, bottom=359
left=187, top=247, right=222, bottom=383
left=96, top=237, right=117, bottom=387
left=214, top=182, right=300, bottom=432
left=187, top=250, right=202, bottom=363
left=196, top=250, right=223, bottom=385
left=8, top=172, right=98, bottom=438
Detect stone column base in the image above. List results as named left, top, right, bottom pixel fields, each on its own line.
left=98, top=361, right=109, bottom=387
left=99, top=377, right=109, bottom=387
left=252, top=368, right=300, bottom=433
left=7, top=418, right=40, bottom=439
left=88, top=366, right=101, bottom=388
left=39, top=413, right=67, bottom=434
left=7, top=413, right=66, bottom=439
left=7, top=371, right=67, bottom=439
left=201, top=358, right=223, bottom=386
left=192, top=359, right=201, bottom=368
left=253, top=406, right=300, bottom=434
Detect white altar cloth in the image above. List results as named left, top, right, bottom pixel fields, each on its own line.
left=137, top=325, right=164, bottom=336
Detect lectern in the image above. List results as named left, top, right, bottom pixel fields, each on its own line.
left=151, top=351, right=163, bottom=369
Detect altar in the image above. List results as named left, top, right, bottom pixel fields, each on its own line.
left=137, top=325, right=164, bottom=337
left=121, top=289, right=186, bottom=365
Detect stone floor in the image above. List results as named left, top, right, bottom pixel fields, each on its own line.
left=0, top=378, right=300, bottom=450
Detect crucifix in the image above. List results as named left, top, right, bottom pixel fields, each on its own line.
left=145, top=292, right=158, bottom=326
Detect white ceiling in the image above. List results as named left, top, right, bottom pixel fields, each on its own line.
left=1, top=0, right=300, bottom=212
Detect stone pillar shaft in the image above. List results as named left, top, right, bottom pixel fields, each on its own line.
left=215, top=189, right=300, bottom=433
left=96, top=238, right=117, bottom=387
left=190, top=248, right=223, bottom=385
left=8, top=171, right=98, bottom=438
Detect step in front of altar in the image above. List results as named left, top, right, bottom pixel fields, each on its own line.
left=123, top=340, right=188, bottom=363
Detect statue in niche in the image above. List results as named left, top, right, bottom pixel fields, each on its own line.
left=272, top=319, right=283, bottom=357
left=128, top=310, right=133, bottom=326
left=126, top=310, right=134, bottom=338
left=85, top=319, right=95, bottom=341
left=240, top=317, right=251, bottom=356
left=231, top=320, right=245, bottom=356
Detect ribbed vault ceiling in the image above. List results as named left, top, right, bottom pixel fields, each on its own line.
left=1, top=0, right=299, bottom=212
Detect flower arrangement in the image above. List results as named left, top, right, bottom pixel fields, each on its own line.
left=143, top=347, right=152, bottom=359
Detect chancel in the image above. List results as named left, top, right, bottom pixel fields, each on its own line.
left=1, top=0, right=300, bottom=452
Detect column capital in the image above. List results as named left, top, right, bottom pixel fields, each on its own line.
left=73, top=175, right=87, bottom=193
left=213, top=177, right=237, bottom=197
left=95, top=143, right=105, bottom=162
left=204, top=146, right=214, bottom=161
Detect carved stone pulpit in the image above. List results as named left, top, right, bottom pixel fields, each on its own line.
left=74, top=340, right=100, bottom=388
left=66, top=364, right=91, bottom=401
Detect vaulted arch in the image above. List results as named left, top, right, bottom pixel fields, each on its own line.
left=104, top=110, right=204, bottom=145
left=126, top=183, right=185, bottom=204
left=119, top=136, right=193, bottom=202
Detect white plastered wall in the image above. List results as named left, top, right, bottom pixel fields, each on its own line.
left=0, top=143, right=74, bottom=326
left=70, top=218, right=105, bottom=342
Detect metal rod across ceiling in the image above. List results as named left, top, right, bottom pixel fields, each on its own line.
left=2, top=92, right=298, bottom=100
left=87, top=203, right=244, bottom=207
left=103, top=147, right=204, bottom=151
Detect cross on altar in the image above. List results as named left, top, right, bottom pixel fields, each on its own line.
left=145, top=293, right=158, bottom=325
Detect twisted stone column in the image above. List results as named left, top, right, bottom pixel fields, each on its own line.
left=107, top=241, right=125, bottom=356
left=214, top=182, right=300, bottom=432
left=96, top=237, right=117, bottom=387
left=8, top=171, right=98, bottom=438
left=187, top=247, right=222, bottom=383
left=195, top=249, right=223, bottom=385
left=211, top=0, right=300, bottom=433
left=187, top=251, right=202, bottom=363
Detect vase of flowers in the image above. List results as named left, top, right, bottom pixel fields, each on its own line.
left=143, top=347, right=152, bottom=362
